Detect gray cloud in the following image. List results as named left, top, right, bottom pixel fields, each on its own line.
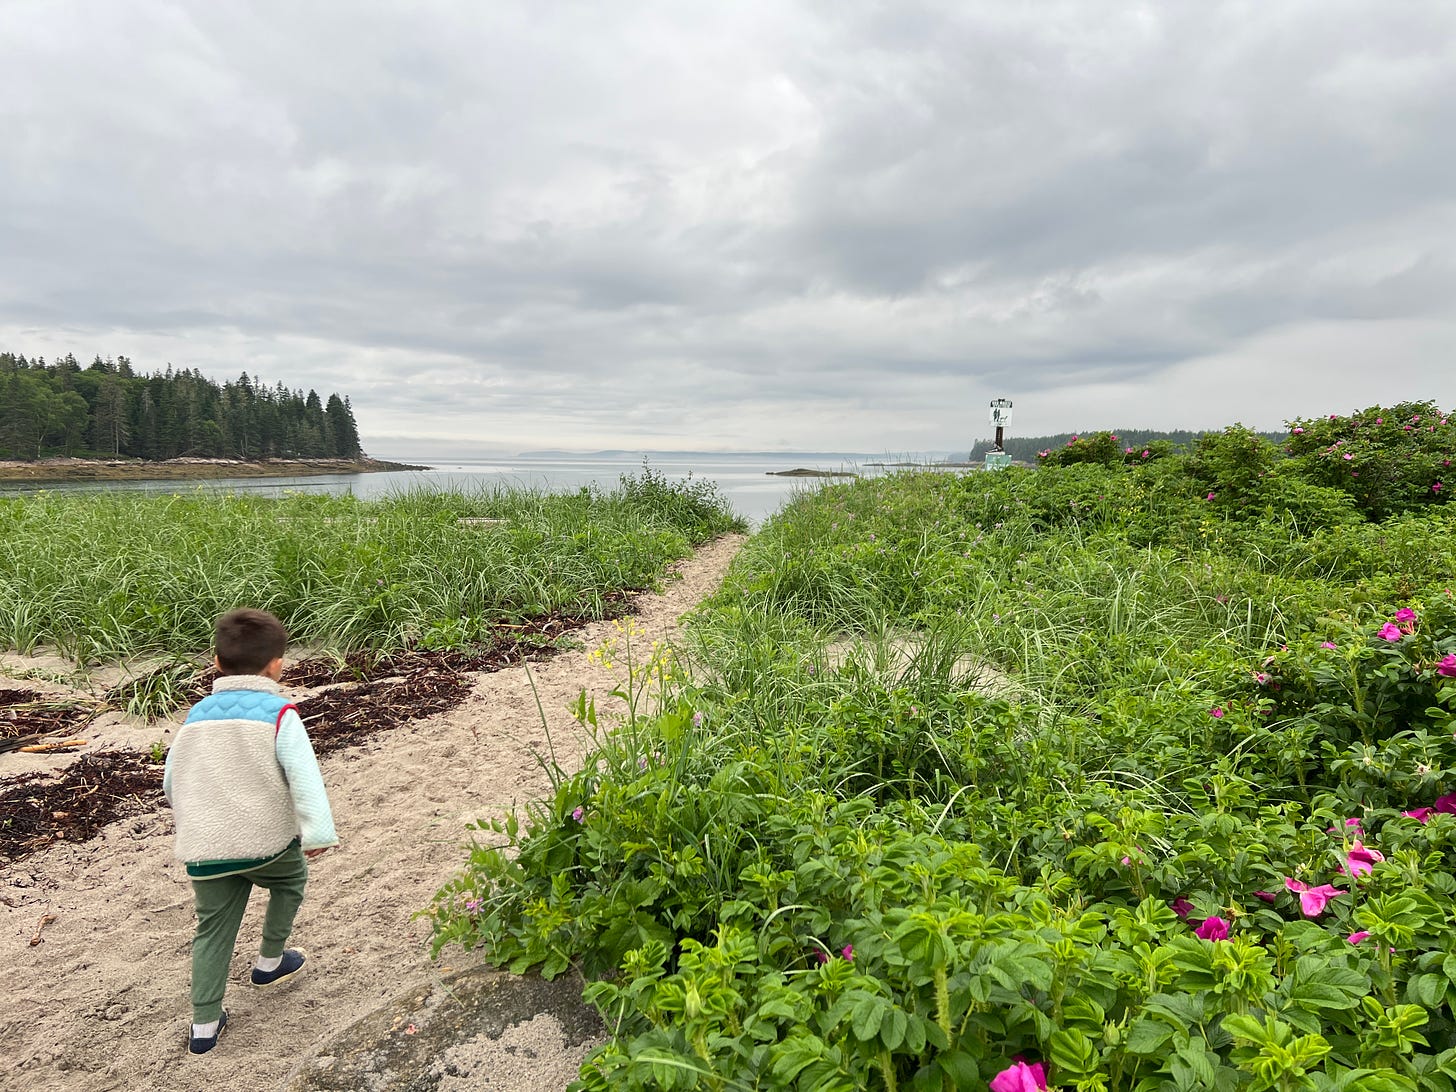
left=2, top=0, right=1454, bottom=454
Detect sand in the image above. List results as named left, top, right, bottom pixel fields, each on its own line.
left=0, top=533, right=746, bottom=1092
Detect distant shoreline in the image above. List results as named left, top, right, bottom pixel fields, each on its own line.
left=0, top=456, right=429, bottom=483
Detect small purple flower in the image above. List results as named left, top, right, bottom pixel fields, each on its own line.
left=571, top=806, right=584, bottom=823
left=1321, top=641, right=1337, bottom=650
left=463, top=897, right=482, bottom=913
left=841, top=944, right=854, bottom=961
left=1209, top=706, right=1225, bottom=719
left=692, top=711, right=704, bottom=728
left=1206, top=492, right=1216, bottom=501
left=1170, top=897, right=1194, bottom=919
left=1253, top=890, right=1277, bottom=904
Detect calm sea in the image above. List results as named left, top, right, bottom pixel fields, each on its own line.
left=2, top=451, right=919, bottom=526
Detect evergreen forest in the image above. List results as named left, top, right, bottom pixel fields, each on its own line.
left=0, top=351, right=364, bottom=462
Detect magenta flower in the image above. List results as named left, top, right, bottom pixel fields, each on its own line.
left=1435, top=793, right=1456, bottom=814
left=1141, top=449, right=1150, bottom=458
left=1346, top=841, right=1385, bottom=878
left=571, top=806, right=585, bottom=823
left=1253, top=890, right=1277, bottom=904
left=1347, top=930, right=1371, bottom=945
left=1343, top=453, right=1354, bottom=460
left=991, top=1060, right=1048, bottom=1092
left=813, top=949, right=829, bottom=965
left=1375, top=417, right=1383, bottom=424
left=1194, top=916, right=1229, bottom=941
left=1253, top=672, right=1270, bottom=684
left=1210, top=706, right=1225, bottom=719
left=1284, top=878, right=1345, bottom=917
left=1293, top=427, right=1305, bottom=434
left=692, top=711, right=705, bottom=728
left=1435, top=482, right=1444, bottom=494
left=1170, top=897, right=1194, bottom=919
left=1394, top=608, right=1417, bottom=623
left=463, top=897, right=482, bottom=913
left=1206, top=492, right=1216, bottom=501
left=841, top=944, right=854, bottom=961
left=1379, top=623, right=1403, bottom=642
left=1321, top=641, right=1338, bottom=650
left=1437, top=654, right=1456, bottom=677
left=1404, top=807, right=1434, bottom=823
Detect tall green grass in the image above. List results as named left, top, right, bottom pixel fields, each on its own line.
left=0, top=470, right=744, bottom=663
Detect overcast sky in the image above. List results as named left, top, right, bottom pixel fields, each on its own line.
left=2, top=1, right=1453, bottom=457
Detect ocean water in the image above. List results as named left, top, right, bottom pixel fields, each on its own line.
left=2, top=451, right=908, bottom=526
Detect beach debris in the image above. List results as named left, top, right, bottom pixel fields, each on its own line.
left=0, top=752, right=162, bottom=864
left=29, top=910, right=58, bottom=946
left=16, top=738, right=88, bottom=754
left=0, top=691, right=100, bottom=746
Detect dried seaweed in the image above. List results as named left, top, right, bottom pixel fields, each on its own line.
left=0, top=752, right=163, bottom=863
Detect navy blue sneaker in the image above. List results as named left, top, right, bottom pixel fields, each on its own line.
left=251, top=948, right=306, bottom=987
left=188, top=1010, right=227, bottom=1055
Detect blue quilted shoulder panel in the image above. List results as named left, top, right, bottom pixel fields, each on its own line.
left=186, top=688, right=291, bottom=726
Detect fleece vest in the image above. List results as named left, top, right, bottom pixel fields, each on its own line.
left=168, top=683, right=301, bottom=869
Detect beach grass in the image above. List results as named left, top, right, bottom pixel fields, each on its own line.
left=0, top=467, right=744, bottom=664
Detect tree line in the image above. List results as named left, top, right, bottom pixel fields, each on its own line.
left=0, top=352, right=364, bottom=462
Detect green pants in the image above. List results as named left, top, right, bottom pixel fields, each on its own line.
left=189, top=843, right=308, bottom=1023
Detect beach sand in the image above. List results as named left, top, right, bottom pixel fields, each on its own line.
left=0, top=533, right=745, bottom=1092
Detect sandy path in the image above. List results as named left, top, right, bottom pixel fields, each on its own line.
left=0, top=533, right=745, bottom=1092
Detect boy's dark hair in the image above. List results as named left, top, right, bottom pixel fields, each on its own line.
left=214, top=608, right=288, bottom=675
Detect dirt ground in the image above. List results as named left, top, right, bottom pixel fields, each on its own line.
left=0, top=533, right=745, bottom=1092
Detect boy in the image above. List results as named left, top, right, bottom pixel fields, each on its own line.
left=163, top=608, right=339, bottom=1055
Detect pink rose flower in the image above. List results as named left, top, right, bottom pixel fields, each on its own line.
left=1435, top=793, right=1456, bottom=814
left=1347, top=930, right=1371, bottom=945
left=1404, top=807, right=1434, bottom=823
left=1170, top=897, right=1194, bottom=919
left=1437, top=654, right=1456, bottom=678
left=991, top=1060, right=1048, bottom=1092
left=1394, top=608, right=1417, bottom=623
left=1210, top=706, right=1225, bottom=719
left=1253, top=890, right=1277, bottom=903
left=1379, top=623, right=1403, bottom=642
left=1284, top=878, right=1345, bottom=917
left=1194, top=916, right=1229, bottom=941
left=1345, top=841, right=1384, bottom=878
left=841, top=944, right=854, bottom=961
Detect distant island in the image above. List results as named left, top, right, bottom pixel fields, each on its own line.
left=766, top=467, right=858, bottom=477
left=0, top=351, right=425, bottom=482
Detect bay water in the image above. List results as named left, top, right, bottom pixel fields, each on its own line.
left=2, top=451, right=920, bottom=526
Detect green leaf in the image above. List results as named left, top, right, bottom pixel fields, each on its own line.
left=1050, top=1027, right=1100, bottom=1077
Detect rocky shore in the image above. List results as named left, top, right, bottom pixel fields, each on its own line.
left=0, top=456, right=428, bottom=483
